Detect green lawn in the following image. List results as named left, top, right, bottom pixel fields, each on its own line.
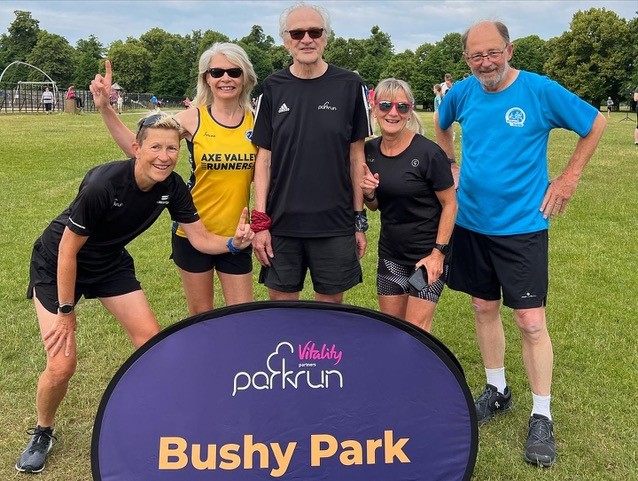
left=0, top=109, right=636, bottom=480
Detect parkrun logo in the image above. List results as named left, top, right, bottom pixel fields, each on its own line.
left=232, top=341, right=344, bottom=396
left=317, top=101, right=337, bottom=111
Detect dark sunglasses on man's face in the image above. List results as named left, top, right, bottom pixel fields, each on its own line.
left=377, top=100, right=413, bottom=115
left=286, top=28, right=324, bottom=40
left=206, top=67, right=243, bottom=78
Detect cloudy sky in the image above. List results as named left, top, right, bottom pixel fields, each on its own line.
left=1, top=1, right=636, bottom=52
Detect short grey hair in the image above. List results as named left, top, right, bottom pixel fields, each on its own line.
left=279, top=2, right=333, bottom=39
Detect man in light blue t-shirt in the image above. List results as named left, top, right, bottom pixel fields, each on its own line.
left=435, top=20, right=605, bottom=468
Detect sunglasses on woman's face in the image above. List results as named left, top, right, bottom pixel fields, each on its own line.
left=286, top=28, right=324, bottom=40
left=206, top=67, right=243, bottom=78
left=376, top=100, right=413, bottom=115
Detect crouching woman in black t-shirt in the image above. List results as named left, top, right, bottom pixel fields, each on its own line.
left=16, top=113, right=254, bottom=474
left=361, top=78, right=457, bottom=333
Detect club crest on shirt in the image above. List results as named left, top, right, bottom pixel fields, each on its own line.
left=411, top=158, right=420, bottom=167
left=245, top=129, right=253, bottom=141
left=505, top=107, right=526, bottom=127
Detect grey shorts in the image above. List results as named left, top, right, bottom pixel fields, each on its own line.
left=259, top=235, right=362, bottom=295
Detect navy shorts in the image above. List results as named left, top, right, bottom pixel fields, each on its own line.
left=259, top=235, right=362, bottom=295
left=27, top=240, right=141, bottom=314
left=447, top=225, right=548, bottom=309
left=171, top=233, right=252, bottom=275
left=377, top=258, right=447, bottom=303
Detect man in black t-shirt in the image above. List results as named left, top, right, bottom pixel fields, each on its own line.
left=16, top=113, right=253, bottom=474
left=252, top=3, right=371, bottom=303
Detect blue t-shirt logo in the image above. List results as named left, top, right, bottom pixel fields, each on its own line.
left=505, top=107, right=526, bottom=127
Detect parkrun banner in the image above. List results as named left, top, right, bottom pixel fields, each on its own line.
left=91, top=302, right=477, bottom=480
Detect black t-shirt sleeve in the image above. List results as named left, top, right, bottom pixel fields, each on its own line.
left=67, top=179, right=111, bottom=237
left=425, top=146, right=455, bottom=192
left=168, top=175, right=200, bottom=224
left=252, top=91, right=272, bottom=150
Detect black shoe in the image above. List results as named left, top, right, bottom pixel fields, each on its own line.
left=524, top=414, right=556, bottom=467
left=474, top=383, right=512, bottom=425
left=15, top=425, right=57, bottom=473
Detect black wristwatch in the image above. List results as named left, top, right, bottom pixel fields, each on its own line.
left=57, top=302, right=75, bottom=314
left=434, top=243, right=449, bottom=256
left=354, top=210, right=369, bottom=233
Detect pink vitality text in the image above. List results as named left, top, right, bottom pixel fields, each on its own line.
left=298, top=342, right=343, bottom=365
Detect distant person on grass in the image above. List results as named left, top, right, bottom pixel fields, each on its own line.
left=15, top=113, right=253, bottom=474
left=434, top=20, right=605, bottom=468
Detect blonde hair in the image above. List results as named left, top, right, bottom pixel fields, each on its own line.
left=193, top=42, right=257, bottom=112
left=135, top=112, right=182, bottom=144
left=374, top=78, right=424, bottom=135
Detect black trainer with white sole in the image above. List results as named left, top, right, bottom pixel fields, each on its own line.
left=15, top=425, right=57, bottom=474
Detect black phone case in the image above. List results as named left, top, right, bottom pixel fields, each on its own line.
left=407, top=267, right=428, bottom=291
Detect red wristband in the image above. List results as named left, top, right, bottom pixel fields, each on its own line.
left=250, top=210, right=272, bottom=232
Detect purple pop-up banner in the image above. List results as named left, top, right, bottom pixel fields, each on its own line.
left=92, top=301, right=477, bottom=480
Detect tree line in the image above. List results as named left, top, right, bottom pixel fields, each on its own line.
left=1, top=8, right=636, bottom=107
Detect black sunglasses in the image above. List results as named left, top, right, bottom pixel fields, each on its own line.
left=206, top=67, right=243, bottom=78
left=136, top=113, right=163, bottom=135
left=377, top=100, right=413, bottom=115
left=136, top=113, right=180, bottom=136
left=286, top=28, right=324, bottom=40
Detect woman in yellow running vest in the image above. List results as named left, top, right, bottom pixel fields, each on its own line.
left=91, top=43, right=258, bottom=314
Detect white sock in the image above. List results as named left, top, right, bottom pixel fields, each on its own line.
left=485, top=367, right=507, bottom=393
left=532, top=393, right=552, bottom=420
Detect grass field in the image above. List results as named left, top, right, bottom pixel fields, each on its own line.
left=0, top=109, right=636, bottom=480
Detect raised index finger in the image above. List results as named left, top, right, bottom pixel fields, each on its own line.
left=104, top=59, right=112, bottom=84
left=238, top=206, right=248, bottom=226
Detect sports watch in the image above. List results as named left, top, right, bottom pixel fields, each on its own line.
left=434, top=243, right=449, bottom=256
left=57, top=302, right=75, bottom=314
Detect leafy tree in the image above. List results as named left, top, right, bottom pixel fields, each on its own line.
left=107, top=39, right=152, bottom=92
left=357, top=54, right=387, bottom=86
left=380, top=50, right=417, bottom=83
left=181, top=30, right=203, bottom=98
left=240, top=25, right=274, bottom=52
left=186, top=30, right=231, bottom=96
left=365, top=25, right=394, bottom=58
left=621, top=16, right=638, bottom=98
left=26, top=31, right=74, bottom=85
left=0, top=10, right=40, bottom=84
left=140, top=28, right=176, bottom=59
left=239, top=42, right=273, bottom=97
left=268, top=45, right=291, bottom=72
left=544, top=8, right=634, bottom=104
left=324, top=37, right=366, bottom=71
left=511, top=35, right=546, bottom=74
left=150, top=43, right=188, bottom=97
left=356, top=26, right=394, bottom=84
left=197, top=30, right=231, bottom=57
left=74, top=35, right=103, bottom=89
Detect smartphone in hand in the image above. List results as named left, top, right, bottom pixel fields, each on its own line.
left=407, top=266, right=428, bottom=291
